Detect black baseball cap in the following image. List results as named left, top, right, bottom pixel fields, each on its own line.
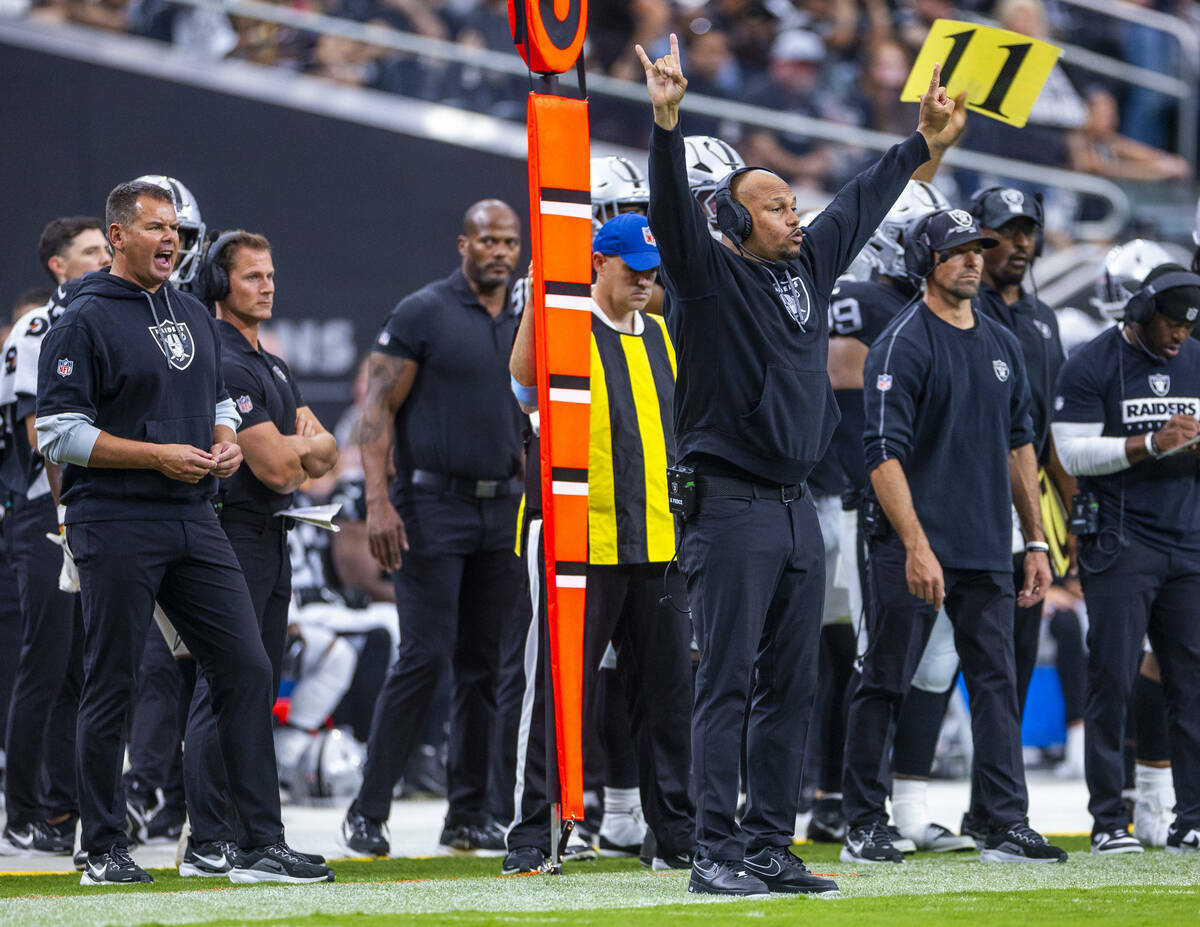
left=1143, top=263, right=1200, bottom=323
left=924, top=209, right=999, bottom=253
left=972, top=186, right=1044, bottom=230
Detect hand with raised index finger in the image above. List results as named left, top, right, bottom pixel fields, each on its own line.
left=636, top=32, right=687, bottom=129
left=917, top=61, right=955, bottom=148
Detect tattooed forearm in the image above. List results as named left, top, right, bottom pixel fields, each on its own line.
left=360, top=354, right=418, bottom=503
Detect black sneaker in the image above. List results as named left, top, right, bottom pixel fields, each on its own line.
left=229, top=841, right=335, bottom=883
left=502, top=845, right=546, bottom=874
left=145, top=804, right=186, bottom=842
left=80, top=846, right=153, bottom=885
left=743, top=846, right=838, bottom=894
left=3, top=820, right=74, bottom=855
left=341, top=809, right=389, bottom=857
left=887, top=824, right=917, bottom=854
left=981, top=822, right=1068, bottom=863
left=841, top=821, right=904, bottom=864
left=688, top=856, right=770, bottom=897
left=806, top=797, right=847, bottom=843
left=1090, top=828, right=1144, bottom=855
left=179, top=839, right=235, bottom=877
left=960, top=811, right=988, bottom=847
left=438, top=821, right=507, bottom=856
left=1166, top=823, right=1200, bottom=854
left=74, top=848, right=87, bottom=871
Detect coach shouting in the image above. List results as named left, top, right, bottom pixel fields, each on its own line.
left=35, top=180, right=329, bottom=885
left=636, top=36, right=953, bottom=896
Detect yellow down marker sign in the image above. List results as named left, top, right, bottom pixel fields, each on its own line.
left=901, top=19, right=1062, bottom=128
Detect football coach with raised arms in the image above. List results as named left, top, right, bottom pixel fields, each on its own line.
left=35, top=180, right=329, bottom=885
left=636, top=35, right=953, bottom=897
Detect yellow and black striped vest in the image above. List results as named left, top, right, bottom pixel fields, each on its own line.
left=588, top=310, right=676, bottom=565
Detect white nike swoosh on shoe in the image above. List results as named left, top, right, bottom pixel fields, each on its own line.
left=745, top=858, right=782, bottom=876
left=87, top=862, right=107, bottom=880
left=8, top=831, right=34, bottom=850
left=194, top=854, right=226, bottom=868
left=694, top=861, right=719, bottom=877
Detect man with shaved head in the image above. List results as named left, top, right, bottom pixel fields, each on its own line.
left=637, top=35, right=954, bottom=897
left=340, top=199, right=526, bottom=856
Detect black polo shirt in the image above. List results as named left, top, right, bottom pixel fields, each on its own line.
left=218, top=319, right=304, bottom=515
left=373, top=268, right=523, bottom=483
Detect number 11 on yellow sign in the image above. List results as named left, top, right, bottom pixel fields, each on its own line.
left=900, top=19, right=1062, bottom=128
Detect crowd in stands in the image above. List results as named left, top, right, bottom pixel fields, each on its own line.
left=14, top=0, right=1200, bottom=193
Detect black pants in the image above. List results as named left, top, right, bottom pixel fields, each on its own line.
left=67, top=516, right=282, bottom=853
left=3, top=492, right=83, bottom=826
left=183, top=518, right=291, bottom=844
left=843, top=533, right=1027, bottom=830
left=678, top=486, right=824, bottom=862
left=0, top=540, right=20, bottom=757
left=126, top=628, right=187, bottom=812
left=351, top=488, right=521, bottom=825
left=966, top=552, right=1039, bottom=821
left=1081, top=536, right=1200, bottom=832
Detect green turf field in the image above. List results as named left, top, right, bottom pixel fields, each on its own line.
left=2, top=837, right=1198, bottom=926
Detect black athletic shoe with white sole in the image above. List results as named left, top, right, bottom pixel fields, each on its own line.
left=341, top=809, right=389, bottom=857
left=501, top=845, right=545, bottom=874
left=179, top=840, right=235, bottom=877
left=960, top=811, right=988, bottom=847
left=743, top=846, right=838, bottom=894
left=1090, top=829, right=1144, bottom=855
left=1166, top=824, right=1200, bottom=854
left=806, top=799, right=847, bottom=843
left=688, top=856, right=771, bottom=897
left=981, top=823, right=1067, bottom=863
left=80, top=846, right=153, bottom=885
left=438, top=821, right=507, bottom=855
left=841, top=822, right=904, bottom=864
left=229, top=841, right=335, bottom=883
left=3, top=820, right=74, bottom=855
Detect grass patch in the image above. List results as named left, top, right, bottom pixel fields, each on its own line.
left=2, top=837, right=1198, bottom=927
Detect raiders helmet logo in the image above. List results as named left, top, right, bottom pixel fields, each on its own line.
left=993, top=359, right=1010, bottom=382
left=1001, top=188, right=1025, bottom=212
left=1188, top=307, right=1198, bottom=322
left=949, top=209, right=975, bottom=228
left=1149, top=373, right=1170, bottom=397
left=774, top=275, right=811, bottom=328
left=147, top=320, right=195, bottom=371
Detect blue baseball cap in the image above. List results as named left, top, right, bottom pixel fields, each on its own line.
left=593, top=213, right=660, bottom=272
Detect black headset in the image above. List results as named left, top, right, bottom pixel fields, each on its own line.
left=968, top=186, right=1045, bottom=259
left=903, top=210, right=942, bottom=281
left=194, top=229, right=242, bottom=307
left=1122, top=270, right=1200, bottom=325
left=712, top=166, right=785, bottom=245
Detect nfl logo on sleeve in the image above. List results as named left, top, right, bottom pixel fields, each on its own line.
left=236, top=394, right=254, bottom=414
left=378, top=332, right=391, bottom=346
left=876, top=374, right=893, bottom=392
left=57, top=357, right=74, bottom=377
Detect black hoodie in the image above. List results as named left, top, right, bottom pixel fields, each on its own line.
left=36, top=269, right=230, bottom=522
left=648, top=123, right=929, bottom=485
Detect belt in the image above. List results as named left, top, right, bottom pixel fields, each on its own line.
left=699, top=475, right=807, bottom=504
left=403, top=469, right=521, bottom=500
left=218, top=505, right=291, bottom=531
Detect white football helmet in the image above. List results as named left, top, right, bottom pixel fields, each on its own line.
left=857, top=180, right=951, bottom=279
left=1193, top=195, right=1199, bottom=248
left=591, top=156, right=649, bottom=228
left=135, top=174, right=207, bottom=284
left=1091, top=239, right=1173, bottom=321
left=684, top=135, right=746, bottom=236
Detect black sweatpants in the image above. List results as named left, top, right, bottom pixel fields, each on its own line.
left=0, top=542, right=21, bottom=757
left=678, top=485, right=824, bottom=862
left=1081, top=536, right=1200, bottom=832
left=351, top=488, right=521, bottom=826
left=3, top=492, right=83, bottom=826
left=183, top=517, right=291, bottom=845
left=67, top=516, right=282, bottom=853
left=126, top=628, right=187, bottom=812
left=966, top=551, right=1039, bottom=822
left=843, top=533, right=1027, bottom=830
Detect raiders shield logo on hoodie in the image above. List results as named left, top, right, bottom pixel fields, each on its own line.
left=148, top=320, right=195, bottom=371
